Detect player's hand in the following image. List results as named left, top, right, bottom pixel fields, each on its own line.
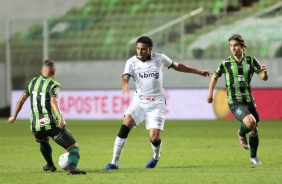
left=260, top=64, right=267, bottom=71
left=206, top=94, right=213, bottom=103
left=122, top=85, right=130, bottom=95
left=7, top=117, right=16, bottom=124
left=200, top=70, right=212, bottom=77
left=58, top=118, right=66, bottom=129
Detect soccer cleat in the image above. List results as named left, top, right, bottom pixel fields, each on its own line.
left=237, top=130, right=250, bottom=150
left=250, top=157, right=262, bottom=165
left=146, top=157, right=159, bottom=168
left=103, top=163, right=119, bottom=170
left=67, top=169, right=88, bottom=175
left=43, top=165, right=57, bottom=172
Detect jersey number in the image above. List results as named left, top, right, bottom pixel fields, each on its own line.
left=32, top=91, right=48, bottom=113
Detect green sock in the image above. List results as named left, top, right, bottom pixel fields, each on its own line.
left=40, top=142, right=54, bottom=166
left=239, top=123, right=252, bottom=136
left=68, top=146, right=80, bottom=167
left=249, top=134, right=259, bottom=158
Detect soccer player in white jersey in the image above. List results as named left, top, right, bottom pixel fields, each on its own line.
left=104, top=36, right=211, bottom=170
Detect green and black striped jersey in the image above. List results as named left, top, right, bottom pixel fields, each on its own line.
left=215, top=55, right=262, bottom=104
left=24, top=75, right=61, bottom=132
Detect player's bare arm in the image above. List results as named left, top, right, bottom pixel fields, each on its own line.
left=7, top=92, right=29, bottom=124
left=50, top=96, right=66, bottom=129
left=258, top=64, right=268, bottom=81
left=171, top=62, right=211, bottom=77
left=206, top=74, right=219, bottom=103
left=121, top=74, right=130, bottom=95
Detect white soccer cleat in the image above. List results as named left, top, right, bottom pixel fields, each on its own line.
left=238, top=130, right=250, bottom=150
left=250, top=157, right=262, bottom=165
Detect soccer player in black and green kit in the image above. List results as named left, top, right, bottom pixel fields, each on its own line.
left=206, top=34, right=268, bottom=164
left=7, top=60, right=87, bottom=175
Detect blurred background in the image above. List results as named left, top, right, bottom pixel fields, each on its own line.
left=0, top=0, right=281, bottom=118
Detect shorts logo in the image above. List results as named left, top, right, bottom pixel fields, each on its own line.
left=53, top=132, right=63, bottom=140
left=236, top=108, right=242, bottom=115
left=155, top=117, right=164, bottom=125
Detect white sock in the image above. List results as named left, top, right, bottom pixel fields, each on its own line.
left=151, top=141, right=162, bottom=160
left=111, top=136, right=127, bottom=166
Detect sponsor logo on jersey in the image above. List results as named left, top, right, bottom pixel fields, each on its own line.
left=37, top=117, right=50, bottom=127
left=235, top=92, right=250, bottom=96
left=139, top=72, right=159, bottom=79
left=238, top=75, right=245, bottom=82
left=232, top=75, right=249, bottom=87
left=233, top=83, right=250, bottom=87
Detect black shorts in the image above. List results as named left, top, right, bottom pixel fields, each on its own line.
left=32, top=127, right=76, bottom=149
left=228, top=102, right=260, bottom=123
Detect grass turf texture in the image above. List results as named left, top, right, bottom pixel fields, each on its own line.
left=1, top=119, right=282, bottom=184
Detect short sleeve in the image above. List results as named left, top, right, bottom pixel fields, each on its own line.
left=23, top=78, right=35, bottom=95
left=123, top=59, right=133, bottom=76
left=215, top=62, right=225, bottom=77
left=161, top=54, right=173, bottom=68
left=50, top=84, right=61, bottom=98
left=24, top=82, right=31, bottom=95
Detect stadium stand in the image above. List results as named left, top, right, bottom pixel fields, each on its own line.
left=1, top=0, right=282, bottom=64
left=189, top=1, right=282, bottom=59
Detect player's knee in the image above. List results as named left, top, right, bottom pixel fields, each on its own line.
left=66, top=143, right=78, bottom=151
left=150, top=129, right=161, bottom=143
left=123, top=115, right=136, bottom=129
left=117, top=124, right=131, bottom=138
left=249, top=127, right=258, bottom=136
left=244, top=115, right=256, bottom=129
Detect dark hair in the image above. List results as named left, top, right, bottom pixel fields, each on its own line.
left=136, top=36, right=153, bottom=47
left=229, top=34, right=247, bottom=48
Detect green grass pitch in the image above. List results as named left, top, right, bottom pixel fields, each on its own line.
left=1, top=118, right=282, bottom=184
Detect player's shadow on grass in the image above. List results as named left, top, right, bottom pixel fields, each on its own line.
left=92, top=165, right=200, bottom=173
left=160, top=165, right=200, bottom=169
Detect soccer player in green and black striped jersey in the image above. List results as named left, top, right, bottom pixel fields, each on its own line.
left=8, top=60, right=87, bottom=175
left=206, top=34, right=268, bottom=165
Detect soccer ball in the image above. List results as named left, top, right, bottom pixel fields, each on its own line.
left=58, top=152, right=69, bottom=170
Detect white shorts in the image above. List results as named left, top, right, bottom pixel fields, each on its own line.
left=124, top=94, right=166, bottom=131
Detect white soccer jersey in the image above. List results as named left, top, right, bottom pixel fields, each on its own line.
left=123, top=52, right=173, bottom=97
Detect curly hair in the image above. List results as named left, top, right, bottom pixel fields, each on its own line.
left=136, top=36, right=153, bottom=47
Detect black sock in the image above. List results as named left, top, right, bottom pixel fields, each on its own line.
left=249, top=134, right=259, bottom=158
left=40, top=142, right=54, bottom=166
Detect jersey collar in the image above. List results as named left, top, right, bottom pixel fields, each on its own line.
left=41, top=74, right=49, bottom=79
left=232, top=53, right=245, bottom=63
